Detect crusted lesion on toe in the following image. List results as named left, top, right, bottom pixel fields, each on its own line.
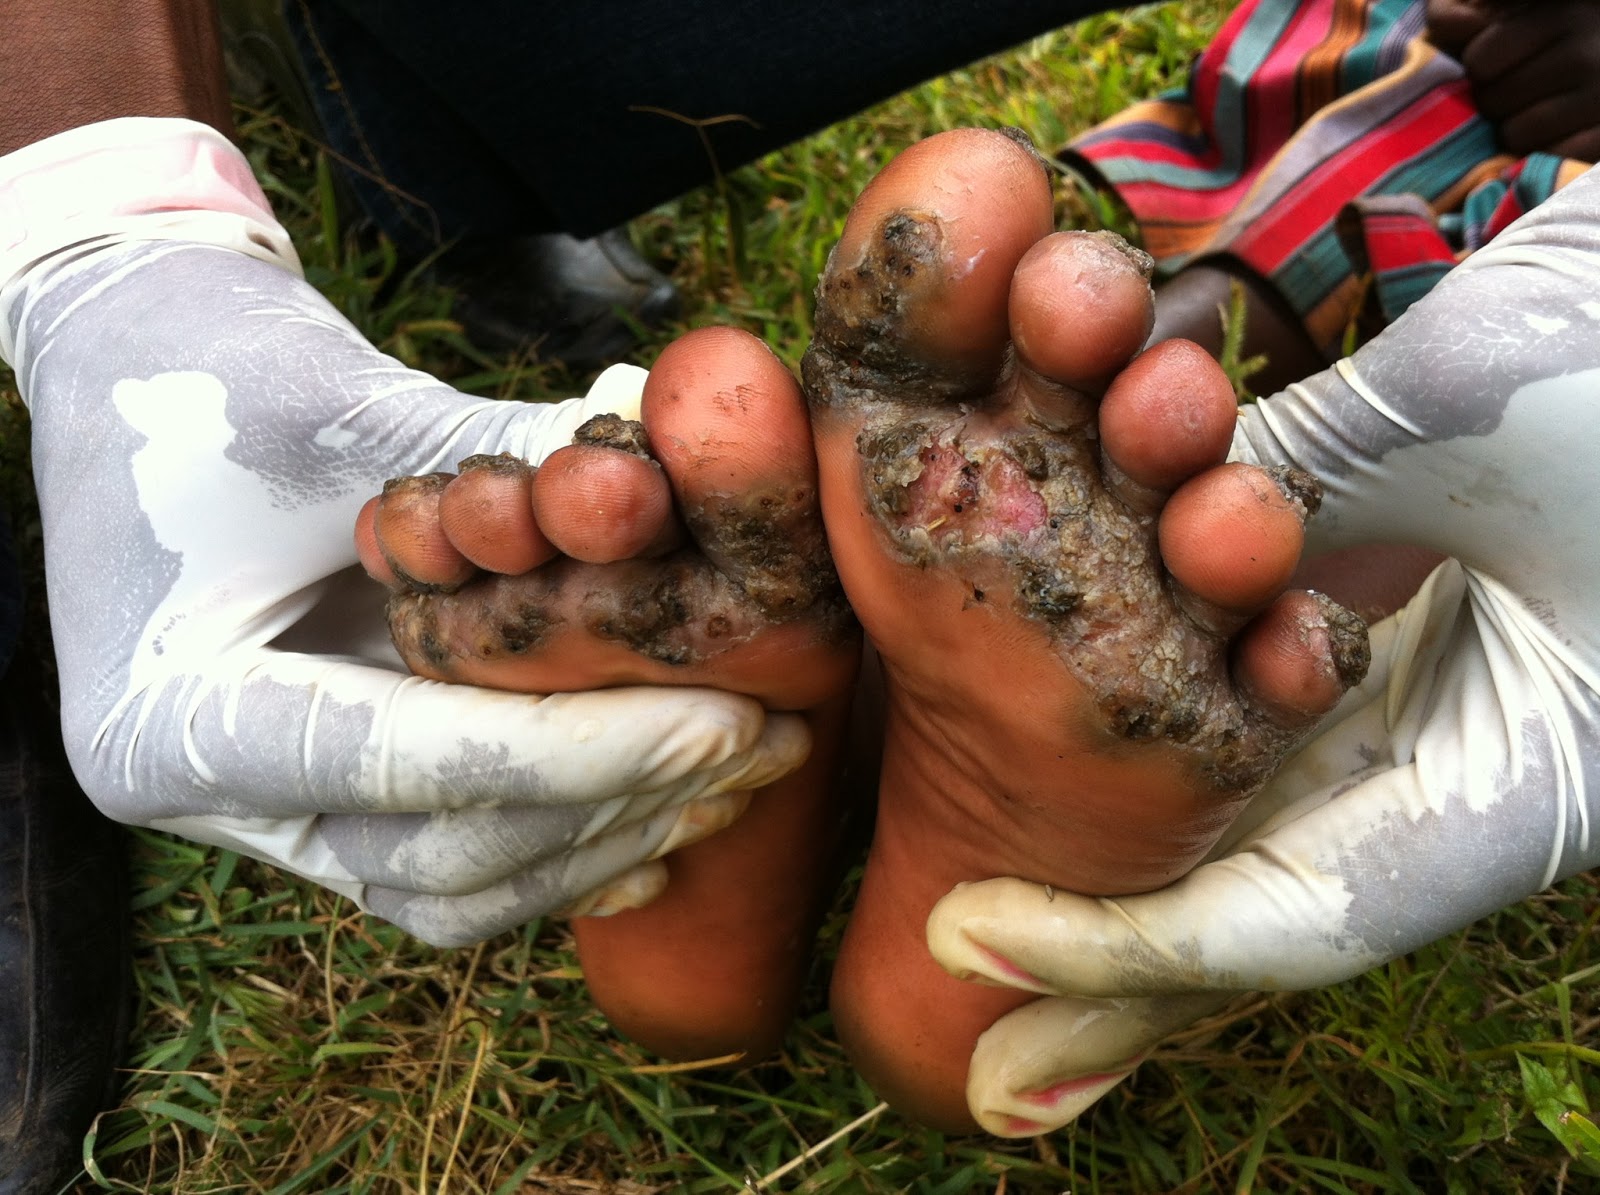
left=586, top=564, right=697, bottom=664
left=388, top=589, right=488, bottom=676
left=684, top=484, right=846, bottom=625
left=1263, top=465, right=1323, bottom=521
left=1312, top=591, right=1372, bottom=685
left=498, top=600, right=558, bottom=655
left=573, top=414, right=653, bottom=458
left=810, top=212, right=945, bottom=370
left=387, top=574, right=565, bottom=677
left=457, top=451, right=530, bottom=476
left=383, top=417, right=856, bottom=683
left=803, top=213, right=1000, bottom=411
left=1084, top=228, right=1155, bottom=281
left=375, top=473, right=465, bottom=594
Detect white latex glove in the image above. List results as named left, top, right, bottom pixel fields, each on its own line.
left=0, top=118, right=809, bottom=947
left=925, top=163, right=1600, bottom=1135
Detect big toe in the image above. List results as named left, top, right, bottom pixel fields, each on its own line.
left=642, top=326, right=839, bottom=622
left=805, top=127, right=1056, bottom=388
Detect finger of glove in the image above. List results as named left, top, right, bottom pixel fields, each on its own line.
left=313, top=787, right=753, bottom=900
left=151, top=795, right=681, bottom=946
left=926, top=863, right=1354, bottom=1001
left=80, top=650, right=809, bottom=825
left=966, top=992, right=1232, bottom=1137
left=560, top=861, right=670, bottom=919
left=555, top=789, right=753, bottom=917
left=358, top=794, right=714, bottom=947
left=376, top=360, right=651, bottom=482
left=377, top=785, right=755, bottom=943
left=145, top=788, right=712, bottom=942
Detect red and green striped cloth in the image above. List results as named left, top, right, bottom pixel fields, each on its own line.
left=1066, top=0, right=1591, bottom=356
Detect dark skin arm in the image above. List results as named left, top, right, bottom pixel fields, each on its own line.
left=1426, top=0, right=1600, bottom=161
left=0, top=1, right=232, bottom=155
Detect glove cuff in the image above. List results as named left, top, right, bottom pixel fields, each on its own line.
left=0, top=116, right=300, bottom=366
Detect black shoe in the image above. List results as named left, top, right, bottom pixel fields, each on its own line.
left=0, top=652, right=131, bottom=1195
left=437, top=228, right=683, bottom=370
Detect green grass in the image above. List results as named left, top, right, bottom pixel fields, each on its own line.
left=2, top=4, right=1597, bottom=1191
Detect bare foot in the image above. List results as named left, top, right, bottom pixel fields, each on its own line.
left=801, top=129, right=1371, bottom=1131
left=357, top=327, right=860, bottom=1061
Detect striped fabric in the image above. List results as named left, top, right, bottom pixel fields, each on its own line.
left=1066, top=0, right=1591, bottom=356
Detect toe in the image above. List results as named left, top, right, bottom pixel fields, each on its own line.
left=354, top=496, right=398, bottom=587
left=438, top=454, right=557, bottom=575
left=368, top=473, right=477, bottom=591
left=1008, top=231, right=1156, bottom=394
left=809, top=127, right=1055, bottom=384
left=643, top=327, right=813, bottom=506
left=644, top=326, right=840, bottom=622
left=1097, top=340, right=1238, bottom=510
left=1233, top=590, right=1371, bottom=725
left=530, top=442, right=679, bottom=563
left=1158, top=462, right=1315, bottom=626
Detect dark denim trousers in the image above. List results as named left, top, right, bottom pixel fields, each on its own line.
left=0, top=513, right=21, bottom=671
left=283, top=0, right=1113, bottom=255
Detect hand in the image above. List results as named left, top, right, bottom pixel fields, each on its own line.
left=924, top=163, right=1600, bottom=1134
left=1424, top=0, right=1495, bottom=59
left=0, top=118, right=810, bottom=947
left=1432, top=0, right=1600, bottom=160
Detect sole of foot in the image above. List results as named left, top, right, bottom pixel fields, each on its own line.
left=799, top=128, right=1370, bottom=1131
left=357, top=327, right=860, bottom=1061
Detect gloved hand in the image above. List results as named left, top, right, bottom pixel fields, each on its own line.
left=0, top=117, right=809, bottom=947
left=925, top=162, right=1600, bottom=1135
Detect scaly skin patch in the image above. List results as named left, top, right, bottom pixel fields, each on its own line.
left=801, top=218, right=1369, bottom=798
left=808, top=212, right=996, bottom=405
left=384, top=424, right=854, bottom=681
left=573, top=413, right=653, bottom=457
left=456, top=451, right=534, bottom=476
